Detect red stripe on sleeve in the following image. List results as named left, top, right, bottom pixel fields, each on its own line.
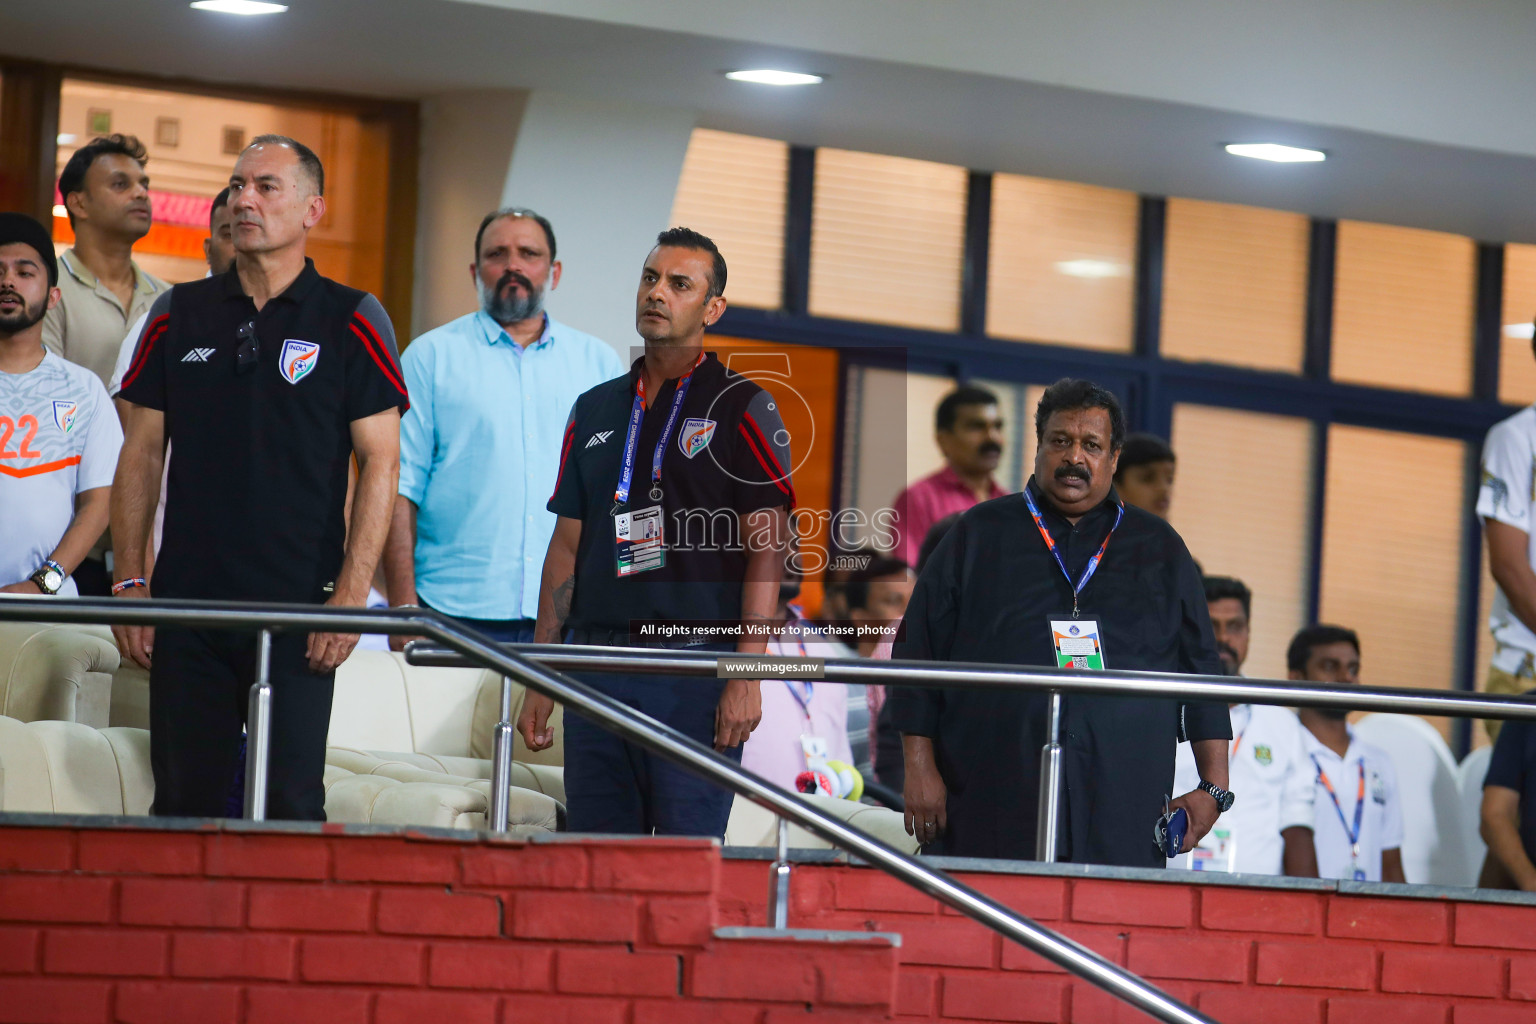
left=550, top=420, right=577, bottom=501
left=742, top=411, right=791, bottom=480
left=120, top=315, right=170, bottom=392
left=737, top=422, right=795, bottom=502
left=348, top=322, right=410, bottom=409
left=350, top=313, right=409, bottom=396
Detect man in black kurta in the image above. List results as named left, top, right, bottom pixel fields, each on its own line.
left=889, top=379, right=1231, bottom=867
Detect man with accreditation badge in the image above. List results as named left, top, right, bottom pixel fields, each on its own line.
left=890, top=378, right=1233, bottom=866
left=519, top=228, right=795, bottom=838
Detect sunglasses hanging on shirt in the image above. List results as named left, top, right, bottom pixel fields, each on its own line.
left=235, top=320, right=260, bottom=374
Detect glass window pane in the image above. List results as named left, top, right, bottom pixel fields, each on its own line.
left=1161, top=198, right=1309, bottom=373
left=810, top=149, right=966, bottom=331
left=668, top=129, right=788, bottom=310
left=1500, top=242, right=1536, bottom=406
left=1169, top=405, right=1314, bottom=680
left=1331, top=221, right=1475, bottom=397
left=1319, top=426, right=1468, bottom=741
left=986, top=174, right=1137, bottom=351
left=836, top=366, right=953, bottom=551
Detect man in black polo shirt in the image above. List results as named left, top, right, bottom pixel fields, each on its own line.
left=518, top=227, right=794, bottom=837
left=111, top=135, right=408, bottom=821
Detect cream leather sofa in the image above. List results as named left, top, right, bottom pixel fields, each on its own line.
left=0, top=621, right=121, bottom=728
left=323, top=650, right=565, bottom=830
left=726, top=791, right=919, bottom=854
left=0, top=716, right=153, bottom=814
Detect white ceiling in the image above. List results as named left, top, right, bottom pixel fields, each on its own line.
left=9, top=0, right=1536, bottom=241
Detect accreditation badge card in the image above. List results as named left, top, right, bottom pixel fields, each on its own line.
left=1187, top=827, right=1237, bottom=872
left=1050, top=618, right=1105, bottom=670
left=615, top=505, right=665, bottom=576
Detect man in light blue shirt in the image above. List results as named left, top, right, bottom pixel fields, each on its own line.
left=383, top=208, right=624, bottom=642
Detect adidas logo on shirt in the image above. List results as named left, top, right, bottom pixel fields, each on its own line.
left=181, top=348, right=217, bottom=363
left=585, top=430, right=614, bottom=449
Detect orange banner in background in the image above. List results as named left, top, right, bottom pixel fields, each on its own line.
left=52, top=217, right=207, bottom=261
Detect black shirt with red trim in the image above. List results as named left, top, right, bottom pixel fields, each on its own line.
left=118, top=259, right=409, bottom=603
left=548, top=351, right=795, bottom=633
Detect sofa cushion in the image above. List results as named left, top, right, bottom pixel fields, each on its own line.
left=0, top=622, right=120, bottom=728
left=724, top=792, right=919, bottom=854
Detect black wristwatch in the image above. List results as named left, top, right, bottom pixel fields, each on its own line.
left=1198, top=779, right=1235, bottom=813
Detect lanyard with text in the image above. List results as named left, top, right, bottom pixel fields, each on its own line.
left=1022, top=486, right=1125, bottom=617
left=1229, top=705, right=1251, bottom=762
left=613, top=353, right=705, bottom=507
left=1312, top=754, right=1367, bottom=880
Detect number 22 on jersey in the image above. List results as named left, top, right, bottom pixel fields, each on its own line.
left=0, top=416, right=43, bottom=460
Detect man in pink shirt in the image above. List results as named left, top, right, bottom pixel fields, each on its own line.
left=889, top=385, right=1008, bottom=567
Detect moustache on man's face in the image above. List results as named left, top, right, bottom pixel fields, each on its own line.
left=498, top=269, right=533, bottom=293
left=1054, top=463, right=1090, bottom=483
left=1216, top=641, right=1240, bottom=669
left=978, top=441, right=1002, bottom=457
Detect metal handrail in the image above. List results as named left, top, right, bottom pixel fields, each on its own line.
left=404, top=641, right=1536, bottom=719
left=0, top=597, right=1214, bottom=1024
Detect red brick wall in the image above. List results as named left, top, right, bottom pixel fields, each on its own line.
left=717, top=858, right=1536, bottom=1023
left=0, top=824, right=896, bottom=1024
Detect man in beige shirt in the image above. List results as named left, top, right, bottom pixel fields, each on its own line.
left=42, top=134, right=169, bottom=594
left=44, top=134, right=169, bottom=388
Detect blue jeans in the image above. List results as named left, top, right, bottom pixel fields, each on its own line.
left=422, top=602, right=537, bottom=645
left=562, top=641, right=740, bottom=838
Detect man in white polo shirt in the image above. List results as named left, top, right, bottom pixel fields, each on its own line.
left=1290, top=624, right=1406, bottom=883
left=0, top=213, right=121, bottom=598
left=1478, top=397, right=1536, bottom=742
left=1170, top=576, right=1317, bottom=875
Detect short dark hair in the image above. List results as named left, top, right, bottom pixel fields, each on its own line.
left=844, top=554, right=912, bottom=612
left=935, top=385, right=999, bottom=433
left=655, top=226, right=727, bottom=299
left=1114, top=432, right=1175, bottom=480
left=209, top=187, right=231, bottom=229
left=1034, top=378, right=1126, bottom=451
left=1287, top=624, right=1361, bottom=673
left=57, top=134, right=149, bottom=227
left=916, top=513, right=962, bottom=574
left=245, top=134, right=324, bottom=196
left=1203, top=576, right=1252, bottom=620
left=474, top=207, right=557, bottom=264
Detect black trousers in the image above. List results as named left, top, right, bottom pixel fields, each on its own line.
left=149, top=627, right=334, bottom=821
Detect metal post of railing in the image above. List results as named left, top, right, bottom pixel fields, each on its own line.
left=768, top=817, right=791, bottom=929
left=243, top=629, right=273, bottom=821
left=489, top=676, right=514, bottom=832
left=1035, top=689, right=1063, bottom=862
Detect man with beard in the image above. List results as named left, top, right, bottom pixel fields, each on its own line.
left=0, top=213, right=121, bottom=598
left=383, top=208, right=622, bottom=643
left=891, top=377, right=1232, bottom=866
left=1168, top=575, right=1318, bottom=876
left=889, top=386, right=1008, bottom=568
left=1290, top=625, right=1406, bottom=882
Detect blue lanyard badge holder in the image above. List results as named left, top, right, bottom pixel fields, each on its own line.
left=612, top=358, right=699, bottom=578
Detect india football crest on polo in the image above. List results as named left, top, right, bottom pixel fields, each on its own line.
left=279, top=339, right=320, bottom=385
left=679, top=417, right=716, bottom=459
left=51, top=400, right=77, bottom=434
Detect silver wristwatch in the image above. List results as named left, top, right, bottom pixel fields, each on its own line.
left=30, top=561, right=65, bottom=595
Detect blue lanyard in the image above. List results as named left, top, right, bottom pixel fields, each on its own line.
left=1311, top=754, right=1366, bottom=855
left=1021, top=485, right=1124, bottom=617
left=614, top=354, right=702, bottom=506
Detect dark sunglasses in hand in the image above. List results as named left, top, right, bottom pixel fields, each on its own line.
left=235, top=320, right=260, bottom=374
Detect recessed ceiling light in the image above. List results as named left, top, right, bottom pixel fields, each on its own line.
left=1505, top=323, right=1535, bottom=340
left=51, top=205, right=68, bottom=219
left=190, top=1, right=288, bottom=15
left=56, top=134, right=76, bottom=146
left=724, top=70, right=823, bottom=86
left=1055, top=259, right=1127, bottom=280
left=1225, top=143, right=1326, bottom=163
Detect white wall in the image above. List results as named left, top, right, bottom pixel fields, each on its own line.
left=411, top=89, right=529, bottom=339
left=500, top=90, right=696, bottom=361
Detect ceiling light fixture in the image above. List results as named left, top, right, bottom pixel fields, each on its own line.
left=1055, top=259, right=1127, bottom=280
left=190, top=0, right=288, bottom=15
left=724, top=70, right=823, bottom=86
left=51, top=205, right=68, bottom=219
left=1505, top=323, right=1535, bottom=340
left=1225, top=143, right=1326, bottom=163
